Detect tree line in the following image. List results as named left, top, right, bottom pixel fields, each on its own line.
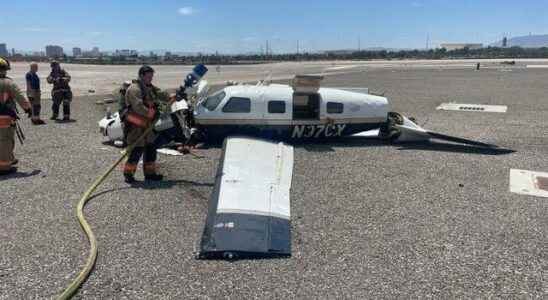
left=10, top=46, right=548, bottom=65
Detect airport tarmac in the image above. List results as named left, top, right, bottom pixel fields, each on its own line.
left=1, top=64, right=547, bottom=298
left=9, top=58, right=548, bottom=97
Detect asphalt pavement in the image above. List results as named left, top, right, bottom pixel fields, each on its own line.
left=1, top=65, right=547, bottom=299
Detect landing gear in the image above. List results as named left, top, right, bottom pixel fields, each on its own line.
left=380, top=112, right=431, bottom=143
left=379, top=112, right=405, bottom=142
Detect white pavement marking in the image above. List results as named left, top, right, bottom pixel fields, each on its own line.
left=526, top=65, right=548, bottom=68
left=509, top=169, right=548, bottom=198
left=436, top=103, right=508, bottom=113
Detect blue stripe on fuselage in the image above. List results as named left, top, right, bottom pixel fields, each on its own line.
left=198, top=123, right=383, bottom=142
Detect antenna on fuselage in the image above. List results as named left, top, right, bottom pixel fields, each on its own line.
left=258, top=70, right=273, bottom=86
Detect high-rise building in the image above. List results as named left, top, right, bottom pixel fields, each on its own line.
left=0, top=43, right=8, bottom=57
left=45, top=45, right=64, bottom=57
left=502, top=37, right=508, bottom=47
left=73, top=47, right=82, bottom=57
left=91, top=47, right=100, bottom=57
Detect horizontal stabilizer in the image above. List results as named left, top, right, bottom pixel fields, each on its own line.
left=426, top=131, right=497, bottom=148
left=351, top=129, right=380, bottom=138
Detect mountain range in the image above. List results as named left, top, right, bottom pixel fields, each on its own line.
left=491, top=34, right=548, bottom=48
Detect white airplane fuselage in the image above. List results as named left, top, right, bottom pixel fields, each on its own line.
left=194, top=83, right=390, bottom=141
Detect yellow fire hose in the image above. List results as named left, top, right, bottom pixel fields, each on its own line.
left=57, top=125, right=155, bottom=300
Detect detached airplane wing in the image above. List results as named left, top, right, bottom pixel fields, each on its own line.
left=198, top=137, right=294, bottom=259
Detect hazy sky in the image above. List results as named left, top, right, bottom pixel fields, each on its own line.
left=3, top=0, right=547, bottom=53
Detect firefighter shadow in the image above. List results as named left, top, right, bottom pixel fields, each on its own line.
left=54, top=119, right=77, bottom=123
left=0, top=169, right=42, bottom=180
left=128, top=179, right=214, bottom=190
left=101, top=140, right=125, bottom=148
left=302, top=137, right=515, bottom=156
left=88, top=180, right=214, bottom=202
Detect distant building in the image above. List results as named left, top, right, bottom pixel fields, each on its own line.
left=73, top=47, right=82, bottom=57
left=440, top=43, right=483, bottom=51
left=45, top=45, right=64, bottom=57
left=91, top=47, right=100, bottom=57
left=82, top=47, right=101, bottom=58
left=0, top=43, right=7, bottom=57
left=502, top=37, right=508, bottom=47
left=115, top=49, right=138, bottom=57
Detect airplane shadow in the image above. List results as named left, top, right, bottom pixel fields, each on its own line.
left=0, top=169, right=42, bottom=181
left=299, top=137, right=515, bottom=156
left=195, top=135, right=515, bottom=156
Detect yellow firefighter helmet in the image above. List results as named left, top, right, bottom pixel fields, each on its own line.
left=0, top=57, right=10, bottom=71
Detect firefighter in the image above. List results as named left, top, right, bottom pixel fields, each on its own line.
left=47, top=61, right=73, bottom=121
left=118, top=80, right=132, bottom=114
left=118, top=80, right=132, bottom=146
left=122, top=65, right=170, bottom=183
left=26, top=62, right=46, bottom=125
left=0, top=57, right=32, bottom=175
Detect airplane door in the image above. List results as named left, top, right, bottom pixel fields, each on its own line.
left=290, top=75, right=323, bottom=121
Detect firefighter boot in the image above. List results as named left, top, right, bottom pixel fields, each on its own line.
left=62, top=104, right=71, bottom=121
left=31, top=105, right=46, bottom=125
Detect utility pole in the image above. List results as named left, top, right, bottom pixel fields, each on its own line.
left=358, top=36, right=361, bottom=51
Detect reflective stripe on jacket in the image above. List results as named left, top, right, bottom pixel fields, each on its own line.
left=0, top=115, right=14, bottom=128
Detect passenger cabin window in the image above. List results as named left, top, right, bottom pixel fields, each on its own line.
left=222, top=97, right=251, bottom=113
left=268, top=101, right=286, bottom=114
left=327, top=102, right=344, bottom=114
left=202, top=91, right=225, bottom=111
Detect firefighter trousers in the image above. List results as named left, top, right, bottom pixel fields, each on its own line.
left=0, top=126, right=15, bottom=172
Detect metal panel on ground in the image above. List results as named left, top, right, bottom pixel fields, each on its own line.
left=509, top=169, right=548, bottom=198
left=198, top=136, right=294, bottom=259
left=436, top=103, right=507, bottom=113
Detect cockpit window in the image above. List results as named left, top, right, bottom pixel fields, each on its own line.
left=222, top=97, right=251, bottom=113
left=202, top=91, right=226, bottom=111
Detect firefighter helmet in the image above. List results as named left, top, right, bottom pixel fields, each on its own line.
left=138, top=65, right=155, bottom=77
left=0, top=57, right=11, bottom=71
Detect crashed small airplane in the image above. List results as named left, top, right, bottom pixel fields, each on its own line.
left=99, top=67, right=495, bottom=259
